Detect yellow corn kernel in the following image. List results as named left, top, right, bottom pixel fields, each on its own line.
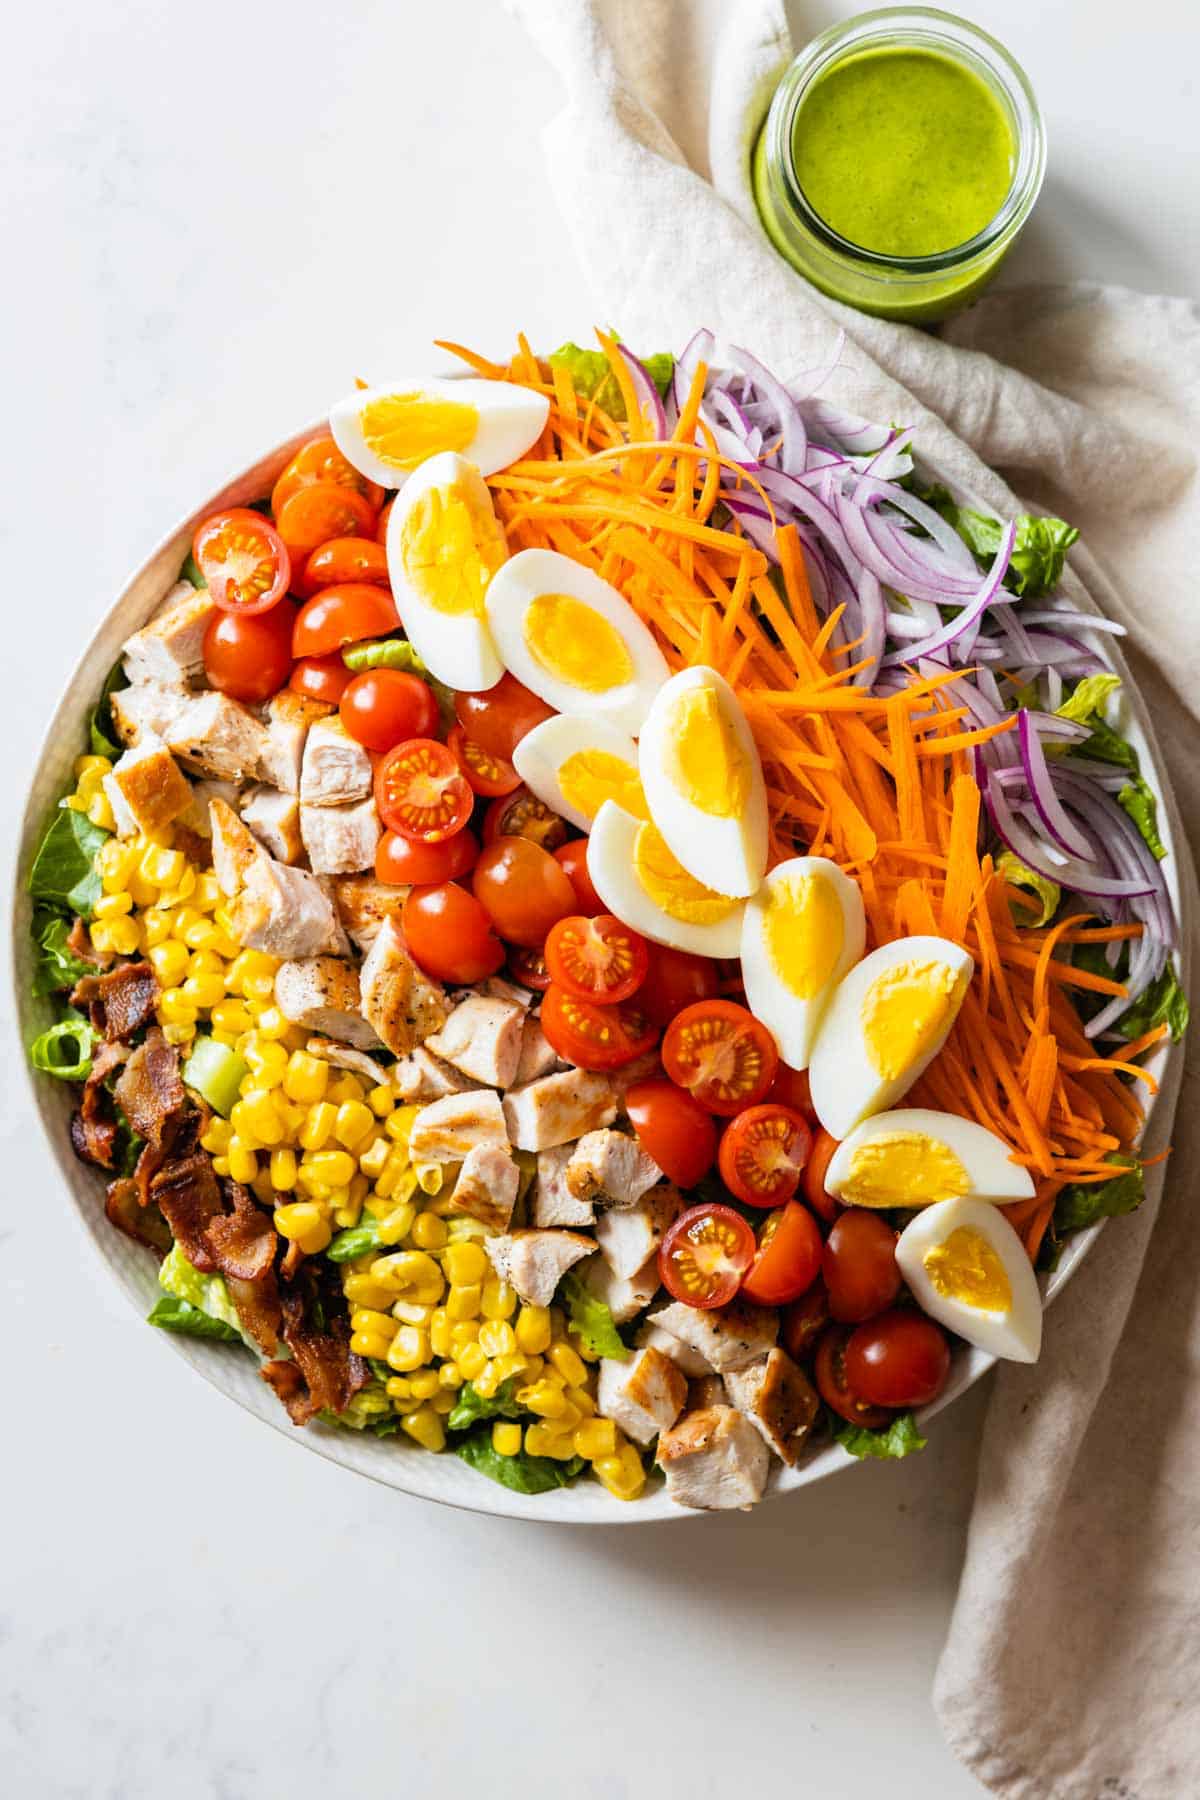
left=87, top=792, right=117, bottom=831
left=141, top=907, right=171, bottom=946
left=548, top=1340, right=588, bottom=1388
left=408, top=1369, right=440, bottom=1402
left=75, top=753, right=112, bottom=782
left=242, top=971, right=276, bottom=1004
left=171, top=905, right=205, bottom=942
left=161, top=1021, right=195, bottom=1047
left=515, top=1306, right=553, bottom=1356
left=227, top=1139, right=259, bottom=1185
left=210, top=1000, right=253, bottom=1036
left=141, top=845, right=185, bottom=889
left=443, top=1240, right=488, bottom=1287
left=367, top=1084, right=394, bottom=1118
left=88, top=921, right=115, bottom=955
left=456, top=1341, right=487, bottom=1382
left=493, top=1352, right=529, bottom=1384
left=232, top=1091, right=285, bottom=1148
left=343, top=1273, right=395, bottom=1310
left=268, top=1147, right=298, bottom=1192
left=374, top=1149, right=416, bottom=1203
left=298, top=1101, right=337, bottom=1151
left=391, top=1299, right=433, bottom=1327
left=158, top=986, right=197, bottom=1025
left=446, top=1283, right=482, bottom=1322
left=521, top=1423, right=569, bottom=1460
left=375, top=1198, right=416, bottom=1245
left=450, top=1318, right=480, bottom=1350
left=92, top=890, right=132, bottom=920
left=305, top=1148, right=356, bottom=1188
left=350, top=1332, right=394, bottom=1361
left=351, top=1308, right=398, bottom=1340
left=333, top=1100, right=374, bottom=1152
left=200, top=1118, right=234, bottom=1155
left=472, top=1361, right=501, bottom=1399
left=193, top=871, right=222, bottom=910
left=384, top=1105, right=421, bottom=1144
left=97, top=839, right=134, bottom=891
left=491, top=1421, right=523, bottom=1457
left=357, top=1136, right=390, bottom=1180
left=323, top=1072, right=360, bottom=1105
left=244, top=1038, right=289, bottom=1087
left=372, top=1250, right=444, bottom=1306
left=148, top=941, right=191, bottom=987
left=426, top=1388, right=455, bottom=1415
left=438, top=1362, right=463, bottom=1390
left=574, top=1418, right=618, bottom=1460
left=594, top=1444, right=646, bottom=1500
left=414, top=1161, right=444, bottom=1196
left=570, top=1387, right=597, bottom=1417
left=386, top=1326, right=431, bottom=1373
left=385, top=1376, right=412, bottom=1401
left=189, top=948, right=225, bottom=978
left=521, top=1380, right=568, bottom=1420
left=478, top=1319, right=516, bottom=1359
left=481, top=1277, right=517, bottom=1321
left=429, top=1309, right=452, bottom=1358
left=181, top=971, right=225, bottom=1010
left=251, top=1005, right=288, bottom=1041
left=410, top=1210, right=448, bottom=1252
left=274, top=1200, right=332, bottom=1255
left=401, top=1406, right=445, bottom=1452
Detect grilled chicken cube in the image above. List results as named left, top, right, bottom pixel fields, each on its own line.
left=531, top=1143, right=595, bottom=1228
left=647, top=1298, right=779, bottom=1373
left=426, top=996, right=525, bottom=1089
left=259, top=690, right=333, bottom=793
left=109, top=681, right=193, bottom=748
left=102, top=734, right=193, bottom=838
left=121, top=582, right=214, bottom=685
left=723, top=1349, right=819, bottom=1467
left=594, top=1184, right=683, bottom=1279
left=579, top=1250, right=660, bottom=1325
left=597, top=1346, right=687, bottom=1446
left=164, top=690, right=271, bottom=781
left=300, top=797, right=381, bottom=875
left=305, top=1037, right=388, bottom=1084
left=484, top=1229, right=594, bottom=1308
left=565, top=1128, right=662, bottom=1210
left=333, top=874, right=409, bottom=951
left=657, top=1406, right=770, bottom=1510
left=240, top=784, right=302, bottom=863
left=210, top=804, right=349, bottom=958
left=408, top=1089, right=508, bottom=1163
left=484, top=976, right=533, bottom=1009
left=210, top=798, right=262, bottom=896
left=687, top=1374, right=729, bottom=1411
left=359, top=918, right=449, bottom=1056
left=181, top=778, right=241, bottom=838
left=392, top=1046, right=479, bottom=1103
left=515, top=1016, right=559, bottom=1085
left=452, top=1144, right=520, bottom=1233
left=300, top=717, right=373, bottom=806
left=634, top=1322, right=714, bottom=1378
left=502, top=1069, right=617, bottom=1152
left=274, top=958, right=380, bottom=1051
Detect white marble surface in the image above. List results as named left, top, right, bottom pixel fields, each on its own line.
left=2, top=3, right=1195, bottom=1795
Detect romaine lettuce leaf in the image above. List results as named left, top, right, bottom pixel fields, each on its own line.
left=89, top=660, right=130, bottom=759
left=912, top=484, right=1078, bottom=598
left=1054, top=1155, right=1145, bottom=1235
left=157, top=1242, right=249, bottom=1344
left=31, top=911, right=95, bottom=996
left=29, top=1012, right=98, bottom=1081
left=27, top=807, right=108, bottom=917
left=548, top=341, right=673, bottom=421
left=147, top=1294, right=241, bottom=1342
left=833, top=1410, right=927, bottom=1460
left=454, top=1425, right=585, bottom=1494
left=1054, top=672, right=1121, bottom=724
left=558, top=1271, right=629, bottom=1361
left=180, top=550, right=206, bottom=588
left=1056, top=681, right=1168, bottom=861
left=1118, top=962, right=1189, bottom=1042
left=996, top=852, right=1061, bottom=926
left=447, top=1376, right=524, bottom=1432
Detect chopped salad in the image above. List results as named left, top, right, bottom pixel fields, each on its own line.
left=26, top=329, right=1186, bottom=1510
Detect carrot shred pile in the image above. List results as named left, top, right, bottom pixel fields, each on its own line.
left=439, top=334, right=1165, bottom=1265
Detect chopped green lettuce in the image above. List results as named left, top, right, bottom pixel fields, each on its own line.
left=1054, top=672, right=1121, bottom=724
left=31, top=911, right=94, bottom=996
left=1054, top=1155, right=1145, bottom=1235
left=912, top=484, right=1078, bottom=598
left=558, top=1271, right=629, bottom=1361
left=341, top=638, right=455, bottom=729
left=89, top=660, right=130, bottom=758
left=1119, top=962, right=1189, bottom=1042
left=326, top=1218, right=384, bottom=1263
left=833, top=1410, right=927, bottom=1460
left=27, top=807, right=108, bottom=917
left=180, top=550, right=206, bottom=588
left=996, top=852, right=1060, bottom=926
left=1056, top=679, right=1168, bottom=861
left=182, top=1036, right=249, bottom=1118
left=447, top=1376, right=524, bottom=1432
left=1116, top=778, right=1166, bottom=860
left=322, top=1385, right=395, bottom=1431
left=29, top=1013, right=98, bottom=1081
left=548, top=341, right=673, bottom=421
left=454, top=1425, right=585, bottom=1494
left=147, top=1294, right=242, bottom=1342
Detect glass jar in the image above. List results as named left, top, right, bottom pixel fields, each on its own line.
left=752, top=7, right=1046, bottom=324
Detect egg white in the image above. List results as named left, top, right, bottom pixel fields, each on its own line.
left=824, top=1109, right=1035, bottom=1208
left=587, top=800, right=744, bottom=957
left=896, top=1196, right=1043, bottom=1363
left=385, top=451, right=506, bottom=692
left=330, top=377, right=549, bottom=488
left=740, top=856, right=865, bottom=1070
left=512, top=716, right=644, bottom=834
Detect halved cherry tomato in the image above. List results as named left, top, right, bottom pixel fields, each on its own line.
left=375, top=738, right=473, bottom=844
left=741, top=1201, right=823, bottom=1306
left=540, top=986, right=658, bottom=1073
left=845, top=1310, right=951, bottom=1409
left=718, top=1104, right=811, bottom=1208
left=822, top=1210, right=901, bottom=1323
left=803, top=1127, right=841, bottom=1224
left=401, top=882, right=505, bottom=985
left=814, top=1325, right=893, bottom=1428
left=638, top=943, right=722, bottom=1028
left=375, top=497, right=394, bottom=544
left=624, top=1079, right=717, bottom=1188
left=658, top=1203, right=756, bottom=1310
left=341, top=669, right=438, bottom=752
left=482, top=786, right=568, bottom=851
left=376, top=827, right=479, bottom=887
left=508, top=946, right=551, bottom=991
left=271, top=433, right=385, bottom=516
left=766, top=1062, right=815, bottom=1122
left=193, top=509, right=290, bottom=615
left=544, top=913, right=649, bottom=1004
left=455, top=673, right=553, bottom=762
left=661, top=1000, right=779, bottom=1118
left=447, top=725, right=521, bottom=798
left=554, top=840, right=604, bottom=915
left=473, top=837, right=576, bottom=948
left=289, top=655, right=353, bottom=704
left=781, top=1281, right=831, bottom=1362
left=292, top=584, right=400, bottom=659
left=298, top=536, right=390, bottom=598
left=202, top=602, right=294, bottom=702
left=275, top=484, right=378, bottom=563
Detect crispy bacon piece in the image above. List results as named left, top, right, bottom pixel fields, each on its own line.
left=207, top=1180, right=276, bottom=1283
left=71, top=960, right=160, bottom=1042
left=280, top=1237, right=305, bottom=1283
left=114, top=1028, right=185, bottom=1146
left=150, top=1153, right=224, bottom=1271
left=69, top=1040, right=131, bottom=1170
left=261, top=1286, right=369, bottom=1426
left=104, top=1176, right=172, bottom=1253
left=261, top=1360, right=307, bottom=1414
left=146, top=1158, right=283, bottom=1350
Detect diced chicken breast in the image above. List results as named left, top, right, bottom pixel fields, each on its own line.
left=209, top=797, right=263, bottom=896
left=484, top=1229, right=594, bottom=1308
left=484, top=977, right=533, bottom=1009
left=502, top=1069, right=618, bottom=1152
left=723, top=1349, right=820, bottom=1467
left=102, top=735, right=192, bottom=839
left=657, top=1406, right=770, bottom=1510
left=300, top=718, right=373, bottom=806
left=594, top=1184, right=684, bottom=1279
left=452, top=1144, right=520, bottom=1233
left=687, top=1374, right=729, bottom=1411
left=275, top=958, right=381, bottom=1050
left=181, top=778, right=240, bottom=838
left=211, top=804, right=349, bottom=960
left=579, top=1250, right=660, bottom=1326
left=301, top=797, right=381, bottom=875
left=259, top=690, right=333, bottom=794
left=565, top=1129, right=662, bottom=1210
left=392, top=1046, right=479, bottom=1103
left=109, top=681, right=193, bottom=748
left=333, top=875, right=409, bottom=951
left=634, top=1322, right=715, bottom=1379
left=408, top=1089, right=508, bottom=1163
left=305, top=1037, right=389, bottom=1084
left=121, top=583, right=214, bottom=685
left=647, top=1298, right=779, bottom=1373
left=240, top=784, right=302, bottom=863
left=597, top=1346, right=687, bottom=1446
left=531, top=1144, right=595, bottom=1228
left=164, top=691, right=271, bottom=782
left=426, top=996, right=525, bottom=1089
left=514, top=1016, right=559, bottom=1085
left=359, top=918, right=449, bottom=1056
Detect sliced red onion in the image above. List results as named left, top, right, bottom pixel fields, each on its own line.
left=860, top=479, right=979, bottom=574
left=728, top=343, right=807, bottom=473
left=1018, top=608, right=1128, bottom=637
left=616, top=346, right=666, bottom=438
left=1018, top=710, right=1095, bottom=860
left=881, top=522, right=1017, bottom=666
left=984, top=774, right=1156, bottom=899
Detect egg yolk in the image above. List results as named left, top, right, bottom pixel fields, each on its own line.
left=843, top=1131, right=970, bottom=1207
left=763, top=871, right=844, bottom=998
left=634, top=822, right=739, bottom=925
left=922, top=1228, right=1012, bottom=1312
left=399, top=481, right=507, bottom=617
left=860, top=959, right=968, bottom=1081
left=663, top=686, right=749, bottom=818
left=558, top=750, right=647, bottom=823
left=522, top=595, right=634, bottom=693
left=360, top=392, right=478, bottom=472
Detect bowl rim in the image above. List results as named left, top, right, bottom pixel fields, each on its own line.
left=11, top=419, right=1185, bottom=1525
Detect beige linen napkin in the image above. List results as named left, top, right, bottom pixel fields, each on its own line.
left=510, top=2, right=1200, bottom=1793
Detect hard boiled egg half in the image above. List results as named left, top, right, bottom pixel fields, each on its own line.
left=808, top=935, right=973, bottom=1140
left=587, top=800, right=744, bottom=957
left=896, top=1197, right=1042, bottom=1362
left=485, top=549, right=669, bottom=734
left=513, top=716, right=646, bottom=834
left=740, top=856, right=865, bottom=1069
left=330, top=377, right=548, bottom=488
left=637, top=666, right=768, bottom=900
left=824, top=1109, right=1035, bottom=1209
left=385, top=451, right=508, bottom=691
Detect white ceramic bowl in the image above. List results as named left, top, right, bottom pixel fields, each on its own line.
left=12, top=427, right=1182, bottom=1523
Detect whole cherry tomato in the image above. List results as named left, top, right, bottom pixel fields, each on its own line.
left=298, top=536, right=390, bottom=598
left=740, top=1201, right=823, bottom=1306
left=402, top=882, right=505, bottom=985
left=473, top=837, right=576, bottom=947
left=275, top=484, right=377, bottom=562
left=844, top=1310, right=951, bottom=1409
left=821, top=1210, right=901, bottom=1323
left=814, top=1325, right=893, bottom=1428
left=202, top=602, right=293, bottom=702
left=340, top=670, right=439, bottom=752
left=289, top=655, right=353, bottom=703
left=292, top=584, right=399, bottom=658
left=803, top=1127, right=841, bottom=1224
left=554, top=839, right=604, bottom=915
left=624, top=1079, right=717, bottom=1188
left=454, top=672, right=553, bottom=761
left=376, top=828, right=479, bottom=887
left=637, top=944, right=721, bottom=1028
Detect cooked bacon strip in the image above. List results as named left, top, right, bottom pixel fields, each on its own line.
left=69, top=1040, right=131, bottom=1169
left=113, top=1028, right=185, bottom=1146
left=262, top=1287, right=369, bottom=1425
left=104, top=1176, right=172, bottom=1253
left=207, top=1180, right=276, bottom=1283
left=150, top=1153, right=224, bottom=1271
left=261, top=1360, right=308, bottom=1415
left=71, top=960, right=159, bottom=1042
left=279, top=1238, right=305, bottom=1283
